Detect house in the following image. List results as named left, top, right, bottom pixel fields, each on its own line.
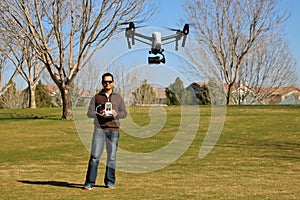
left=269, top=87, right=300, bottom=105
left=152, top=87, right=167, bottom=105
left=45, top=84, right=95, bottom=107
left=230, top=84, right=300, bottom=105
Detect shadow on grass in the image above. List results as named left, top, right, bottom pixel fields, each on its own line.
left=0, top=109, right=62, bottom=120
left=17, top=180, right=105, bottom=189
left=0, top=115, right=63, bottom=120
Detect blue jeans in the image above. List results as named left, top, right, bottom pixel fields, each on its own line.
left=85, top=127, right=119, bottom=187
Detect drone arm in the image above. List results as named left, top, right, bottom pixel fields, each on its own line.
left=161, top=33, right=182, bottom=42
left=134, top=37, right=152, bottom=46
left=126, top=36, right=131, bottom=49
left=134, top=32, right=152, bottom=41
left=162, top=40, right=176, bottom=45
left=182, top=35, right=187, bottom=47
left=132, top=32, right=135, bottom=45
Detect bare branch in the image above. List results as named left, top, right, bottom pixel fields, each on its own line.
left=183, top=0, right=293, bottom=104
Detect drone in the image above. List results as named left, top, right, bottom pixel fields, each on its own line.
left=123, top=22, right=189, bottom=64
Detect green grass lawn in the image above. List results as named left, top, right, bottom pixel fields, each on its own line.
left=0, top=105, right=299, bottom=199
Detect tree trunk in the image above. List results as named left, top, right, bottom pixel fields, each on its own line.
left=28, top=83, right=37, bottom=108
left=60, top=85, right=73, bottom=120
left=0, top=66, right=2, bottom=89
left=226, top=83, right=233, bottom=105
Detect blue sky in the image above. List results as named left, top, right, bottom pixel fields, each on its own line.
left=279, top=0, right=300, bottom=80
left=148, top=0, right=300, bottom=82
left=9, top=0, right=300, bottom=88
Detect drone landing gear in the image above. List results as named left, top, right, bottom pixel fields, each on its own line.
left=148, top=49, right=166, bottom=65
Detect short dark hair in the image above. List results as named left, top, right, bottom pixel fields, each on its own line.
left=102, top=72, right=114, bottom=82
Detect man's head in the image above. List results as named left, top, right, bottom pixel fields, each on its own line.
left=101, top=72, right=114, bottom=91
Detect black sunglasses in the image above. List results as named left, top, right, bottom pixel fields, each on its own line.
left=102, top=80, right=113, bottom=84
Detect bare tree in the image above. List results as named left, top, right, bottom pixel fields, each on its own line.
left=0, top=53, right=5, bottom=89
left=72, top=59, right=99, bottom=107
left=0, top=80, right=26, bottom=108
left=0, top=39, right=45, bottom=108
left=183, top=0, right=294, bottom=104
left=236, top=34, right=297, bottom=104
left=0, top=51, right=20, bottom=96
left=72, top=60, right=140, bottom=107
left=0, top=0, right=156, bottom=119
left=109, top=62, right=141, bottom=106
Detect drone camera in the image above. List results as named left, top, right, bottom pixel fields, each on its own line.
left=148, top=56, right=166, bottom=65
left=150, top=48, right=164, bottom=55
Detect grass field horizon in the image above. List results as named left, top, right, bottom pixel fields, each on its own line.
left=0, top=105, right=299, bottom=199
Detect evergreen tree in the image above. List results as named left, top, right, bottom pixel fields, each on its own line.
left=132, top=80, right=157, bottom=105
left=165, top=87, right=180, bottom=105
left=166, top=77, right=193, bottom=105
left=186, top=82, right=210, bottom=105
left=35, top=81, right=54, bottom=107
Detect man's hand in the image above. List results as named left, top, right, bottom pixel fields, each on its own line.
left=112, top=110, right=118, bottom=118
left=99, top=110, right=106, bottom=117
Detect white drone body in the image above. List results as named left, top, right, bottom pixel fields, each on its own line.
left=152, top=32, right=162, bottom=50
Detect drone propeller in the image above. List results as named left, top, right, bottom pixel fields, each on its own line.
left=120, top=20, right=144, bottom=25
left=164, top=23, right=190, bottom=35
left=119, top=21, right=147, bottom=32
left=134, top=25, right=147, bottom=29
left=164, top=27, right=181, bottom=32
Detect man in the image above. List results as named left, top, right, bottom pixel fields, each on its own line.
left=84, top=72, right=127, bottom=190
